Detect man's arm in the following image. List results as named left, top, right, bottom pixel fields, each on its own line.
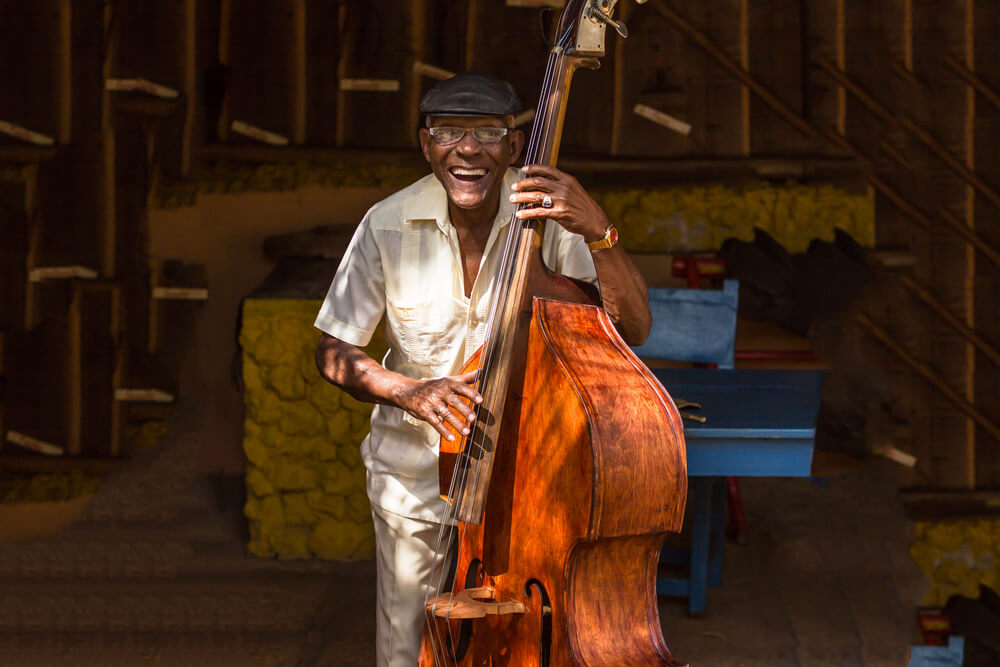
left=509, top=164, right=652, bottom=345
left=316, top=333, right=482, bottom=441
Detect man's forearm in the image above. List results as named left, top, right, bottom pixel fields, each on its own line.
left=590, top=246, right=653, bottom=346
left=315, top=334, right=415, bottom=407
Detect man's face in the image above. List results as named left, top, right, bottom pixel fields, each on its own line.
left=419, top=116, right=524, bottom=213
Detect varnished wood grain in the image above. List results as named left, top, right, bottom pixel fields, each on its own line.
left=423, top=258, right=687, bottom=665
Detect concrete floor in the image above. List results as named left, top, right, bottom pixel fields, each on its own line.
left=0, top=413, right=924, bottom=665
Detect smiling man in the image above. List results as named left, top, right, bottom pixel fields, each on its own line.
left=314, top=71, right=651, bottom=666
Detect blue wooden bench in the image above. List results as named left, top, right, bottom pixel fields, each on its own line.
left=632, top=281, right=824, bottom=615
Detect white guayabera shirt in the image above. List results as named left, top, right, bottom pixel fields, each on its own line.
left=315, top=169, right=598, bottom=522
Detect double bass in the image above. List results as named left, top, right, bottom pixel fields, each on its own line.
left=420, top=2, right=688, bottom=664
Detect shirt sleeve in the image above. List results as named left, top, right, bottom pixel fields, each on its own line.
left=314, top=211, right=386, bottom=347
left=551, top=225, right=599, bottom=287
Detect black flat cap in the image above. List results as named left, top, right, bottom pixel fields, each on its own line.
left=419, top=71, right=522, bottom=118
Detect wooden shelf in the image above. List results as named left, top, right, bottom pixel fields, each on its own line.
left=114, top=388, right=175, bottom=403
left=6, top=430, right=64, bottom=456
left=152, top=286, right=207, bottom=300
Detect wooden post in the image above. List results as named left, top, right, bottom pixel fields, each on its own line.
left=334, top=2, right=350, bottom=147
left=465, top=0, right=479, bottom=71
left=610, top=0, right=633, bottom=156
left=101, top=1, right=119, bottom=280
left=408, top=0, right=427, bottom=147
left=66, top=285, right=82, bottom=456
left=291, top=0, right=307, bottom=145
left=217, top=0, right=232, bottom=142
left=57, top=0, right=72, bottom=143
left=962, top=0, right=976, bottom=483
left=834, top=0, right=845, bottom=135
left=180, top=0, right=197, bottom=175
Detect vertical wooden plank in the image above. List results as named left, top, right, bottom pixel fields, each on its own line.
left=334, top=2, right=349, bottom=147
left=57, top=0, right=72, bottom=143
left=902, top=0, right=913, bottom=71
left=181, top=0, right=197, bottom=175
left=610, top=1, right=633, bottom=155
left=465, top=0, right=479, bottom=71
left=835, top=0, right=845, bottom=134
left=291, top=0, right=307, bottom=144
left=66, top=285, right=82, bottom=456
left=22, top=168, right=40, bottom=330
left=408, top=0, right=427, bottom=147
left=973, top=0, right=1000, bottom=484
left=217, top=0, right=232, bottom=142
left=739, top=0, right=750, bottom=155
left=101, top=1, right=117, bottom=279
left=963, top=0, right=976, bottom=483
left=109, top=285, right=123, bottom=457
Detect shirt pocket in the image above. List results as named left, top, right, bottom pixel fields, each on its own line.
left=392, top=300, right=454, bottom=369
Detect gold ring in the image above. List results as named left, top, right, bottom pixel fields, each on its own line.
left=541, top=194, right=553, bottom=209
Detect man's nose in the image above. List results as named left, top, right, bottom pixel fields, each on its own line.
left=455, top=131, right=482, bottom=153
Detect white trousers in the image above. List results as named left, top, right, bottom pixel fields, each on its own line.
left=371, top=504, right=450, bottom=667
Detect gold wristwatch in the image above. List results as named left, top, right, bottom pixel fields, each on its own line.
left=586, top=224, right=619, bottom=251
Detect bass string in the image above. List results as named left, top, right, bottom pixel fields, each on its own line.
left=453, top=39, right=573, bottom=520
left=445, top=44, right=562, bottom=518
left=425, top=25, right=575, bottom=663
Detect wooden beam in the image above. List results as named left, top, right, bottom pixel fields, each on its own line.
left=899, top=274, right=1000, bottom=371
left=6, top=431, right=64, bottom=457
left=936, top=206, right=1000, bottom=270
left=857, top=314, right=1000, bottom=443
left=0, top=121, right=54, bottom=146
left=945, top=54, right=1000, bottom=111
left=818, top=58, right=1000, bottom=212
left=651, top=1, right=818, bottom=139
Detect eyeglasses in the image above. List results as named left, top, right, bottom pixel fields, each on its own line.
left=428, top=126, right=509, bottom=145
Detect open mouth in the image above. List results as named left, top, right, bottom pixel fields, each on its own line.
left=449, top=167, right=488, bottom=183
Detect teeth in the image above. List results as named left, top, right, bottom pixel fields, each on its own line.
left=450, top=167, right=486, bottom=176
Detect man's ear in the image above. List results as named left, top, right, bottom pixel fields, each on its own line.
left=508, top=129, right=525, bottom=163
left=418, top=127, right=432, bottom=162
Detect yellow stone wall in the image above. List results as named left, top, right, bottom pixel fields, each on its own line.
left=240, top=298, right=386, bottom=560
left=593, top=183, right=873, bottom=254
left=910, top=519, right=1000, bottom=606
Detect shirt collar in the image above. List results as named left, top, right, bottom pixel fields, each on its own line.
left=405, top=168, right=522, bottom=235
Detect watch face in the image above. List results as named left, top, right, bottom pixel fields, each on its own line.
left=608, top=226, right=619, bottom=245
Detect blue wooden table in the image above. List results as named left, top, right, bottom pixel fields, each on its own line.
left=651, top=368, right=824, bottom=615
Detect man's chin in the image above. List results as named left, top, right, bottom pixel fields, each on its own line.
left=446, top=188, right=491, bottom=211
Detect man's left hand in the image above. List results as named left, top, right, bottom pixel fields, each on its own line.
left=510, top=165, right=609, bottom=243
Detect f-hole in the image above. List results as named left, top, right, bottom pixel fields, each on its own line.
left=525, top=579, right=552, bottom=667
left=446, top=559, right=483, bottom=663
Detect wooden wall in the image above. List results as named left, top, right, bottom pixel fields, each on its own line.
left=0, top=0, right=997, bottom=488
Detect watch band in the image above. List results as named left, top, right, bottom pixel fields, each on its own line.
left=586, top=224, right=619, bottom=251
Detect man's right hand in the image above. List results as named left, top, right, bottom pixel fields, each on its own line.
left=393, top=371, right=483, bottom=441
